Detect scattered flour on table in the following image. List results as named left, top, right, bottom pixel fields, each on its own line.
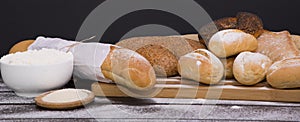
left=42, top=89, right=89, bottom=103
left=0, top=48, right=73, bottom=65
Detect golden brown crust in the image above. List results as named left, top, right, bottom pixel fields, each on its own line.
left=9, top=40, right=35, bottom=54
left=136, top=44, right=178, bottom=76
left=267, top=57, right=300, bottom=88
left=101, top=45, right=156, bottom=90
left=220, top=57, right=235, bottom=79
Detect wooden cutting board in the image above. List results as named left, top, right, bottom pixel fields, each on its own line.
left=91, top=77, right=300, bottom=102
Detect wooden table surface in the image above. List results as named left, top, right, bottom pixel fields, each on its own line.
left=1, top=79, right=300, bottom=122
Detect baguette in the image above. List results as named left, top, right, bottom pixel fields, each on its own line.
left=267, top=57, right=300, bottom=88
left=291, top=35, right=300, bottom=50
left=9, top=40, right=156, bottom=90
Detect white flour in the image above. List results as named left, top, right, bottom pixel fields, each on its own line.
left=0, top=48, right=73, bottom=65
left=42, top=89, right=89, bottom=103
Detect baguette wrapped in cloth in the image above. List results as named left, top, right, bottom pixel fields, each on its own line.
left=24, top=37, right=156, bottom=91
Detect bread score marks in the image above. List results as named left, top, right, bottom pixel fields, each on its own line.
left=233, top=52, right=272, bottom=85
left=267, top=57, right=300, bottom=88
left=178, top=49, right=224, bottom=84
left=256, top=31, right=300, bottom=62
left=208, top=29, right=258, bottom=58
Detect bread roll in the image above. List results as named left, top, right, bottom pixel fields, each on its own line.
left=178, top=49, right=224, bottom=84
left=101, top=46, right=156, bottom=90
left=9, top=40, right=35, bottom=54
left=256, top=31, right=300, bottom=62
left=9, top=40, right=156, bottom=90
left=136, top=44, right=178, bottom=76
left=233, top=52, right=272, bottom=85
left=291, top=35, right=300, bottom=50
left=267, top=57, right=300, bottom=88
left=208, top=29, right=258, bottom=58
left=220, top=57, right=235, bottom=79
left=116, top=36, right=206, bottom=76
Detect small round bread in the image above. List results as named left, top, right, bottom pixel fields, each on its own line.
left=9, top=40, right=35, bottom=54
left=136, top=44, right=178, bottom=76
left=178, top=49, right=224, bottom=84
left=208, top=29, right=258, bottom=58
left=220, top=57, right=235, bottom=79
left=267, top=57, right=300, bottom=88
left=233, top=52, right=272, bottom=85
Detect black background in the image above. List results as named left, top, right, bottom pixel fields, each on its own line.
left=0, top=0, right=300, bottom=57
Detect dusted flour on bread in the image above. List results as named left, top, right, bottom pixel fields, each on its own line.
left=0, top=48, right=73, bottom=65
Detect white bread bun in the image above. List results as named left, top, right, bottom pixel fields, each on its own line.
left=178, top=49, right=224, bottom=84
left=267, top=57, right=300, bottom=88
left=208, top=29, right=258, bottom=58
left=233, top=52, right=272, bottom=85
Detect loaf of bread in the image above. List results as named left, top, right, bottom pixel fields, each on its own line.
left=233, top=52, right=272, bottom=85
left=256, top=31, right=300, bottom=62
left=116, top=36, right=206, bottom=76
left=267, top=57, right=300, bottom=88
left=9, top=40, right=35, bottom=54
left=136, top=44, right=178, bottom=76
left=9, top=40, right=156, bottom=90
left=199, top=12, right=263, bottom=43
left=291, top=35, right=300, bottom=50
left=208, top=29, right=258, bottom=58
left=220, top=57, right=235, bottom=79
left=178, top=49, right=224, bottom=84
left=101, top=46, right=156, bottom=90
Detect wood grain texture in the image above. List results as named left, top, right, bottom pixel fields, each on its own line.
left=92, top=77, right=300, bottom=102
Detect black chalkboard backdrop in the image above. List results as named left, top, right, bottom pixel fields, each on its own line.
left=0, top=0, right=300, bottom=57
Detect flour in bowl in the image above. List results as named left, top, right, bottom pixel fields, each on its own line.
left=0, top=48, right=73, bottom=65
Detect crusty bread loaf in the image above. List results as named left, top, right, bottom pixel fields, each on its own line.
left=267, top=57, right=300, bottom=88
left=291, top=35, right=300, bottom=50
left=116, top=36, right=206, bottom=76
left=136, top=44, right=178, bottom=76
left=233, top=52, right=272, bottom=85
left=208, top=29, right=258, bottom=58
left=220, top=57, right=235, bottom=79
left=9, top=40, right=35, bottom=54
left=256, top=31, right=300, bottom=62
left=10, top=40, right=156, bottom=90
left=178, top=49, right=224, bottom=84
left=101, top=46, right=156, bottom=90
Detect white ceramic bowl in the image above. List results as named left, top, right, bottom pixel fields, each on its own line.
left=0, top=51, right=73, bottom=97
